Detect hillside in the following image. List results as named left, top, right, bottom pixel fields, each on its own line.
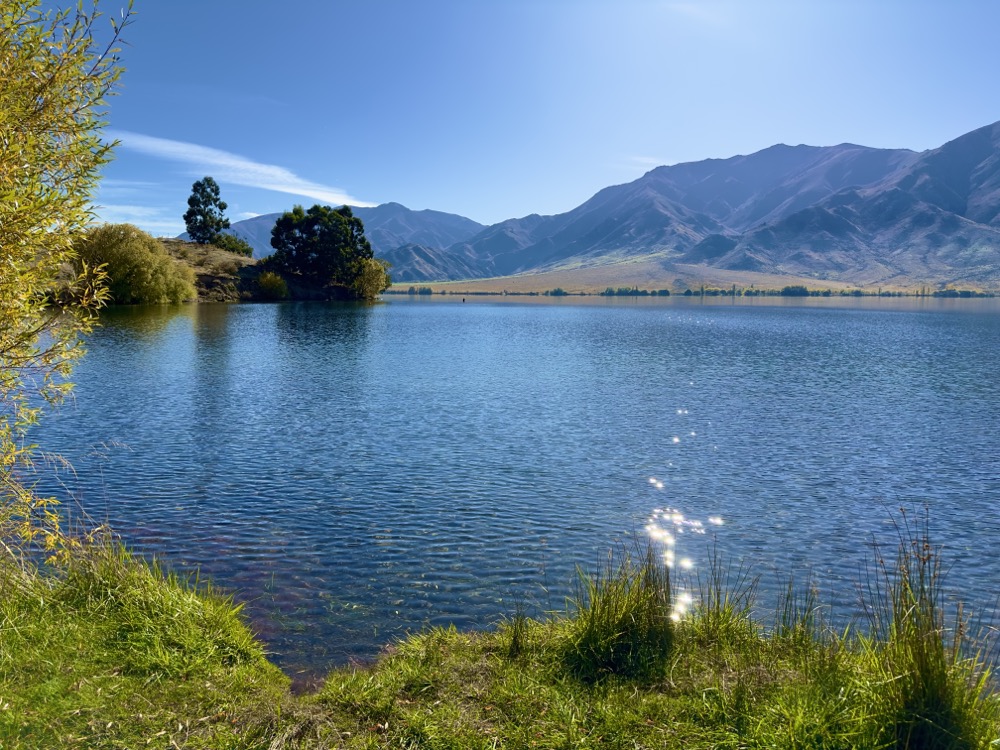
left=160, top=238, right=257, bottom=301
left=682, top=122, right=1000, bottom=286
left=194, top=119, right=1000, bottom=290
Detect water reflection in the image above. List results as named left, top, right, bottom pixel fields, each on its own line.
left=97, top=303, right=196, bottom=340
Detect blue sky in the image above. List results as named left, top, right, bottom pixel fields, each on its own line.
left=93, top=0, right=1000, bottom=236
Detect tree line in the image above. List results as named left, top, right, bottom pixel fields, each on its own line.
left=71, top=175, right=392, bottom=304
left=181, top=177, right=391, bottom=300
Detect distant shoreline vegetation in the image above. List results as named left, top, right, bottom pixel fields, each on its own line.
left=390, top=284, right=996, bottom=298
left=87, top=224, right=996, bottom=306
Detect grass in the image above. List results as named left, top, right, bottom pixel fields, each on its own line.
left=562, top=544, right=674, bottom=682
left=0, top=542, right=288, bottom=749
left=407, top=258, right=871, bottom=296
left=1, top=519, right=998, bottom=748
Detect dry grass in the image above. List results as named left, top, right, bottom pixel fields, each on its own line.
left=159, top=238, right=258, bottom=301
left=408, top=257, right=914, bottom=295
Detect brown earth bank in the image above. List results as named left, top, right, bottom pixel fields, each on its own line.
left=160, top=238, right=257, bottom=302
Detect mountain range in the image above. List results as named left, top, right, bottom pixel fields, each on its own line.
left=206, top=120, right=1000, bottom=288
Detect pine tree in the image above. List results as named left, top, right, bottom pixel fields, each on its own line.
left=183, top=176, right=230, bottom=243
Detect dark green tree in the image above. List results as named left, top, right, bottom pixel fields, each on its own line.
left=210, top=232, right=254, bottom=257
left=780, top=285, right=810, bottom=297
left=183, top=176, right=230, bottom=244
left=270, top=204, right=388, bottom=298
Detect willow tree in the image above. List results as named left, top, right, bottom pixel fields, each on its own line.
left=1, top=0, right=130, bottom=555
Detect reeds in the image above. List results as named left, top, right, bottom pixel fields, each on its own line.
left=562, top=543, right=674, bottom=681
left=859, top=509, right=1000, bottom=749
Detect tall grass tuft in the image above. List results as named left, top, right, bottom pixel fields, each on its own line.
left=562, top=543, right=673, bottom=682
left=862, top=509, right=1000, bottom=749
left=503, top=600, right=529, bottom=661
left=773, top=573, right=830, bottom=659
left=687, top=544, right=759, bottom=654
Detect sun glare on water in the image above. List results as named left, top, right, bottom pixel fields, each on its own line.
left=645, top=478, right=723, bottom=621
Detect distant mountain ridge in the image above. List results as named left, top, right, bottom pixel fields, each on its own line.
left=184, top=204, right=486, bottom=282
left=685, top=122, right=1000, bottom=284
left=202, top=120, right=1000, bottom=286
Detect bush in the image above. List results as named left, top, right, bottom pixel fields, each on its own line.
left=780, top=285, right=811, bottom=297
left=351, top=257, right=392, bottom=300
left=256, top=271, right=289, bottom=301
left=210, top=232, right=254, bottom=257
left=75, top=224, right=196, bottom=304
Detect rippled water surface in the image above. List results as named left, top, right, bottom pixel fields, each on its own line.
left=37, top=297, right=1000, bottom=676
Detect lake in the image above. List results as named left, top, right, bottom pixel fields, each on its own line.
left=36, top=296, right=1000, bottom=677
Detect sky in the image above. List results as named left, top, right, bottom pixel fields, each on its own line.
left=90, top=0, right=1000, bottom=237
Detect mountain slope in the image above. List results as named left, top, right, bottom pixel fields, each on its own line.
left=181, top=119, right=1000, bottom=288
left=447, top=141, right=917, bottom=278
left=688, top=121, right=1000, bottom=285
left=190, top=204, right=484, bottom=263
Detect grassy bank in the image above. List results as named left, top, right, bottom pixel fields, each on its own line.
left=1, top=527, right=998, bottom=748
left=160, top=239, right=258, bottom=302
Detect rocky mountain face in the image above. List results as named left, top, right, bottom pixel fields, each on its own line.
left=210, top=120, right=1000, bottom=286
left=684, top=122, right=1000, bottom=285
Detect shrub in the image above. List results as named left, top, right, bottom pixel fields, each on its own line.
left=210, top=232, right=254, bottom=257
left=351, top=257, right=392, bottom=300
left=780, top=285, right=811, bottom=296
left=75, top=224, right=196, bottom=304
left=256, top=271, right=289, bottom=301
left=219, top=259, right=241, bottom=276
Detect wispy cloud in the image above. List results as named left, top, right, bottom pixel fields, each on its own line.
left=97, top=204, right=166, bottom=219
left=107, top=130, right=375, bottom=207
left=627, top=155, right=667, bottom=169
left=100, top=178, right=162, bottom=189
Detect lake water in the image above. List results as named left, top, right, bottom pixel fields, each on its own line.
left=36, top=296, right=1000, bottom=678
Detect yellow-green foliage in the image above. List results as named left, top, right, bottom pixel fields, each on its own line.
left=2, top=0, right=126, bottom=555
left=352, top=257, right=392, bottom=300
left=257, top=270, right=290, bottom=301
left=76, top=224, right=198, bottom=304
